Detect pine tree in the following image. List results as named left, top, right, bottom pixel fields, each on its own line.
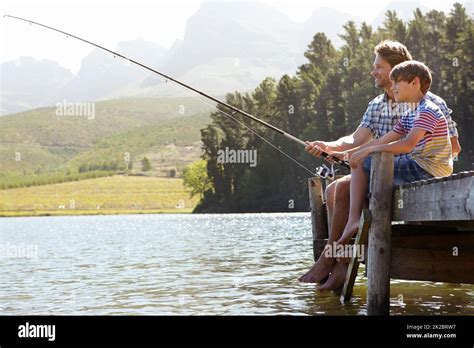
left=141, top=157, right=151, bottom=172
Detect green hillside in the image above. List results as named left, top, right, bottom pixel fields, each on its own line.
left=0, top=96, right=213, bottom=186
left=65, top=112, right=210, bottom=175
left=0, top=97, right=211, bottom=147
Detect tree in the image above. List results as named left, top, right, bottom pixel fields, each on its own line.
left=196, top=4, right=473, bottom=212
left=380, top=10, right=406, bottom=42
left=141, top=157, right=151, bottom=172
left=182, top=160, right=213, bottom=198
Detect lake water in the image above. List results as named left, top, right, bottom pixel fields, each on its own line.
left=1, top=213, right=473, bottom=315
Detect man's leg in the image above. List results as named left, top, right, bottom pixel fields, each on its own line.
left=327, top=175, right=351, bottom=244
left=318, top=165, right=369, bottom=291
left=299, top=175, right=351, bottom=283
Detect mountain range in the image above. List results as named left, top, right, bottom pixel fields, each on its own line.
left=1, top=1, right=472, bottom=116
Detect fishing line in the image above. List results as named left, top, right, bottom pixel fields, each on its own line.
left=157, top=74, right=319, bottom=177
left=3, top=14, right=350, bottom=177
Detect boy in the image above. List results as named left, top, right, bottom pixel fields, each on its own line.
left=334, top=60, right=453, bottom=245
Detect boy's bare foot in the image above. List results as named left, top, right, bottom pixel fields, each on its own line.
left=317, top=261, right=348, bottom=292
left=336, top=218, right=360, bottom=246
left=298, top=253, right=335, bottom=283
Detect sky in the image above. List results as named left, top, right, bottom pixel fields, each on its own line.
left=0, top=0, right=464, bottom=74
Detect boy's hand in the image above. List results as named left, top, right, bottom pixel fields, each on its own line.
left=327, top=151, right=347, bottom=163
left=349, top=148, right=370, bottom=169
left=305, top=140, right=331, bottom=158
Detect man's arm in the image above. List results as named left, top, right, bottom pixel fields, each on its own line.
left=443, top=107, right=461, bottom=156
left=334, top=127, right=374, bottom=151
left=305, top=127, right=373, bottom=157
left=432, top=96, right=461, bottom=155
left=451, top=136, right=461, bottom=157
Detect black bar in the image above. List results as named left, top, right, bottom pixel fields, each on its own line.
left=0, top=315, right=472, bottom=346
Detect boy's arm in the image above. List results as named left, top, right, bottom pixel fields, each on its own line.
left=350, top=130, right=403, bottom=153
left=349, top=128, right=426, bottom=168
left=329, top=130, right=403, bottom=160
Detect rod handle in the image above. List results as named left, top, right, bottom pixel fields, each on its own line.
left=283, top=133, right=350, bottom=169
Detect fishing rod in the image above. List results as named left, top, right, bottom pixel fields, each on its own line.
left=3, top=14, right=350, bottom=173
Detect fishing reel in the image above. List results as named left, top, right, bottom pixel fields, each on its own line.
left=315, top=163, right=338, bottom=180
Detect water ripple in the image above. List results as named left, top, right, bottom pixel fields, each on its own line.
left=0, top=213, right=473, bottom=315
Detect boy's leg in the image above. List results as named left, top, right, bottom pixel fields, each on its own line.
left=337, top=163, right=368, bottom=245
left=299, top=175, right=351, bottom=283
left=393, top=156, right=433, bottom=186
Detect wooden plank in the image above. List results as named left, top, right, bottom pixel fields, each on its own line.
left=367, top=152, right=394, bottom=316
left=392, top=221, right=474, bottom=231
left=341, top=209, right=371, bottom=303
left=393, top=176, right=474, bottom=221
left=308, top=177, right=328, bottom=261
left=391, top=231, right=474, bottom=250
left=390, top=248, right=474, bottom=284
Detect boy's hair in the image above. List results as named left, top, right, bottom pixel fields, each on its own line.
left=389, top=60, right=432, bottom=94
left=374, top=40, right=413, bottom=67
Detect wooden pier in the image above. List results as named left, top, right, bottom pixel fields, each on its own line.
left=309, top=152, right=474, bottom=315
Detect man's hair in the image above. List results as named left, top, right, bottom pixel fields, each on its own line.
left=389, top=60, right=432, bottom=94
left=374, top=40, right=413, bottom=67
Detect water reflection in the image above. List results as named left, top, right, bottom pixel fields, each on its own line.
left=0, top=213, right=473, bottom=315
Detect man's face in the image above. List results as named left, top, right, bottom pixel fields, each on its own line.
left=371, top=54, right=392, bottom=88
left=390, top=78, right=419, bottom=102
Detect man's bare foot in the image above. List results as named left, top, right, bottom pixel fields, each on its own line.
left=336, top=254, right=352, bottom=263
left=298, top=253, right=335, bottom=283
left=317, top=261, right=348, bottom=292
left=336, top=218, right=360, bottom=246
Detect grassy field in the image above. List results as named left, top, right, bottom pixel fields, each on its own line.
left=0, top=175, right=199, bottom=217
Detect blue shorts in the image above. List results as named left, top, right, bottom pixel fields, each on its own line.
left=363, top=156, right=433, bottom=187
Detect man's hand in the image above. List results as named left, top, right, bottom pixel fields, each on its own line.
left=349, top=148, right=371, bottom=169
left=305, top=140, right=331, bottom=157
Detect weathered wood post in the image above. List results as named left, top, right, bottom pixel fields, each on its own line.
left=367, top=152, right=394, bottom=315
left=308, top=177, right=328, bottom=261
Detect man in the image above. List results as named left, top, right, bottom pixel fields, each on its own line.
left=298, top=40, right=461, bottom=290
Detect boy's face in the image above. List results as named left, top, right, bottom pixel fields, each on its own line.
left=371, top=54, right=392, bottom=88
left=390, top=78, right=419, bottom=102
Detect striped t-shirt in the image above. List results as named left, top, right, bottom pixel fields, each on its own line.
left=393, top=97, right=453, bottom=177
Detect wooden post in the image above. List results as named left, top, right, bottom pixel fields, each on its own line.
left=367, top=152, right=394, bottom=316
left=308, top=177, right=328, bottom=261
left=341, top=208, right=371, bottom=303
